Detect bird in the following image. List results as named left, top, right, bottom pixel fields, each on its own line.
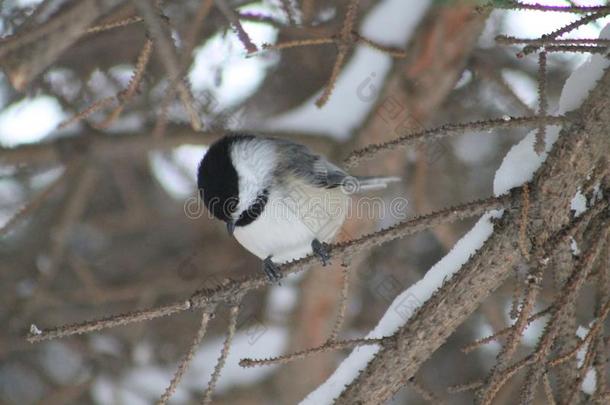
left=197, top=133, right=399, bottom=281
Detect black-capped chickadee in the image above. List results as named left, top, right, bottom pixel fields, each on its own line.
left=197, top=134, right=399, bottom=281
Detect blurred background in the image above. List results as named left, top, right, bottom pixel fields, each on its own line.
left=1, top=0, right=609, bottom=403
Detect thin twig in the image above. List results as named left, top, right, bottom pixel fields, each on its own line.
left=214, top=0, right=258, bottom=53
left=98, top=37, right=154, bottom=128
left=27, top=193, right=516, bottom=343
left=408, top=377, right=444, bottom=404
left=462, top=307, right=552, bottom=354
left=27, top=301, right=193, bottom=343
left=58, top=97, right=115, bottom=129
left=0, top=167, right=69, bottom=237
left=158, top=309, right=214, bottom=405
left=520, top=10, right=610, bottom=57
left=86, top=15, right=144, bottom=34
left=543, top=373, right=556, bottom=405
left=240, top=337, right=387, bottom=368
left=493, top=2, right=610, bottom=13
left=447, top=380, right=483, bottom=393
left=131, top=0, right=202, bottom=132
left=535, top=51, right=547, bottom=154
left=327, top=266, right=350, bottom=342
left=518, top=184, right=531, bottom=258
left=279, top=0, right=296, bottom=25
left=201, top=303, right=240, bottom=405
left=496, top=36, right=610, bottom=46
left=520, top=215, right=610, bottom=403
left=344, top=115, right=568, bottom=167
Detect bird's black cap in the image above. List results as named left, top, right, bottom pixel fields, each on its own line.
left=197, top=134, right=254, bottom=224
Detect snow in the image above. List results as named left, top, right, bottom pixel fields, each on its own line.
left=29, top=324, right=42, bottom=335
left=570, top=190, right=587, bottom=217
left=182, top=326, right=287, bottom=393
left=453, top=131, right=498, bottom=164
left=495, top=23, right=610, bottom=197
left=39, top=342, right=85, bottom=385
left=90, top=327, right=287, bottom=404
left=302, top=210, right=501, bottom=404
left=575, top=325, right=597, bottom=394
left=266, top=272, right=300, bottom=322
left=264, top=0, right=431, bottom=139
left=0, top=96, right=65, bottom=147
left=149, top=152, right=195, bottom=199
left=188, top=3, right=279, bottom=109
left=502, top=69, right=538, bottom=108
left=304, top=19, right=610, bottom=405
left=570, top=237, right=581, bottom=256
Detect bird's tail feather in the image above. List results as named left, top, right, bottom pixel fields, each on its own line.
left=352, top=176, right=401, bottom=192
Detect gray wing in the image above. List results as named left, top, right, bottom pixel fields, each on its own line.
left=271, top=138, right=348, bottom=189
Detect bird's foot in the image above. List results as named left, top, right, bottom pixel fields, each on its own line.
left=312, top=239, right=331, bottom=266
left=262, top=256, right=282, bottom=283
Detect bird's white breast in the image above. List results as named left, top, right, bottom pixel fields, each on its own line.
left=233, top=181, right=349, bottom=263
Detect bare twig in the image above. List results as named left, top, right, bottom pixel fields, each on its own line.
left=27, top=301, right=192, bottom=343
left=344, top=115, right=568, bottom=167
left=158, top=310, right=214, bottom=405
left=328, top=266, right=350, bottom=342
left=493, top=2, right=610, bottom=13
left=27, top=193, right=515, bottom=343
left=535, top=52, right=547, bottom=154
left=240, top=337, right=387, bottom=368
left=518, top=184, right=531, bottom=258
left=213, top=0, right=258, bottom=53
left=496, top=36, right=610, bottom=46
left=97, top=37, right=154, bottom=128
left=86, top=15, right=144, bottom=34
left=0, top=167, right=69, bottom=237
left=520, top=216, right=610, bottom=404
left=131, top=0, right=202, bottom=132
left=462, top=307, right=552, bottom=354
left=201, top=303, right=240, bottom=405
left=519, top=10, right=610, bottom=57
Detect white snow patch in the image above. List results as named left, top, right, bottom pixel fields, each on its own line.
left=89, top=335, right=122, bottom=357
left=502, top=69, right=538, bottom=108
left=29, top=324, right=42, bottom=335
left=90, top=327, right=287, bottom=404
left=189, top=4, right=279, bottom=109
left=453, top=131, right=498, bottom=164
left=495, top=23, right=610, bottom=197
left=570, top=237, right=581, bottom=256
left=182, top=326, right=287, bottom=394
left=571, top=189, right=588, bottom=217
left=267, top=273, right=300, bottom=322
left=0, top=96, right=65, bottom=147
left=265, top=0, right=430, bottom=139
left=575, top=325, right=597, bottom=395
left=149, top=152, right=195, bottom=199
left=302, top=211, right=501, bottom=404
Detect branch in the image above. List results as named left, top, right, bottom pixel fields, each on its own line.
left=344, top=115, right=568, bottom=167
left=130, top=0, right=202, bottom=131
left=332, top=65, right=610, bottom=404
left=26, top=193, right=515, bottom=343
left=0, top=0, right=121, bottom=90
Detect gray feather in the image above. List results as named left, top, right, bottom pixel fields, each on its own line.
left=270, top=137, right=400, bottom=192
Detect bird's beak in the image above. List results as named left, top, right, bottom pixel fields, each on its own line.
left=226, top=221, right=235, bottom=236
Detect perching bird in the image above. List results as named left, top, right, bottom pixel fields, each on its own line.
left=197, top=134, right=399, bottom=281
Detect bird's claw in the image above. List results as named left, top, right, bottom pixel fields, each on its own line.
left=262, top=257, right=282, bottom=283
left=312, top=239, right=332, bottom=266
